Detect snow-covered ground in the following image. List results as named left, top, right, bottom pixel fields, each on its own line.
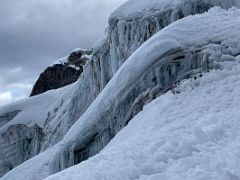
left=45, top=57, right=240, bottom=180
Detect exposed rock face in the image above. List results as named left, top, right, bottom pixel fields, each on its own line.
left=30, top=64, right=82, bottom=96
left=30, top=48, right=92, bottom=96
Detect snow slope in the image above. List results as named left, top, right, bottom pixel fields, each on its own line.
left=45, top=55, right=240, bottom=180
left=3, top=7, right=240, bottom=180
left=111, top=0, right=240, bottom=19
left=0, top=84, right=75, bottom=131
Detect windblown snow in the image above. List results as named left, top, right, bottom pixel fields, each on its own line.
left=2, top=6, right=240, bottom=180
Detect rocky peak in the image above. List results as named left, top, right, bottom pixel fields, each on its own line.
left=30, top=48, right=92, bottom=96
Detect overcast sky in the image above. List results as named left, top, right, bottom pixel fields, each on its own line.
left=0, top=0, right=127, bottom=107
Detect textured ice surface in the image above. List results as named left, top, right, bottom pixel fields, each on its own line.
left=3, top=7, right=240, bottom=180
left=46, top=56, right=240, bottom=180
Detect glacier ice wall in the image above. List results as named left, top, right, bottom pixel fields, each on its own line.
left=51, top=42, right=233, bottom=174
left=0, top=125, right=43, bottom=177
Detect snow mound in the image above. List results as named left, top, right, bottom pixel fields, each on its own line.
left=110, top=0, right=240, bottom=19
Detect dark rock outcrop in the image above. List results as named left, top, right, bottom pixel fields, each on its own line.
left=30, top=64, right=82, bottom=96
left=30, top=49, right=92, bottom=96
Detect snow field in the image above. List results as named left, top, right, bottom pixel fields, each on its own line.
left=45, top=53, right=240, bottom=180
